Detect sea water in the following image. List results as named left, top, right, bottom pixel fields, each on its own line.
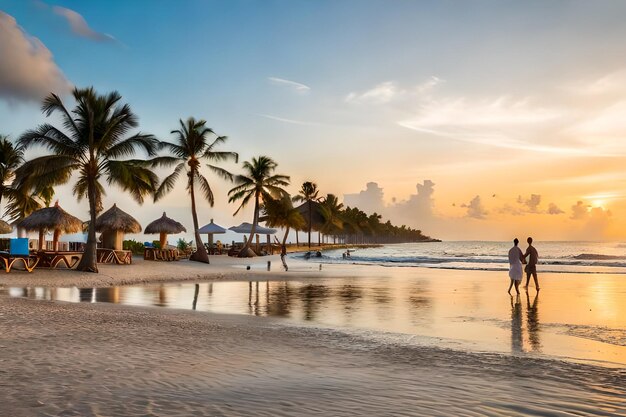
left=310, top=241, right=626, bottom=274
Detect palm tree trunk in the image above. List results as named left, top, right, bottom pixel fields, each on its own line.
left=240, top=191, right=259, bottom=257
left=280, top=226, right=290, bottom=271
left=76, top=177, right=99, bottom=273
left=189, top=170, right=210, bottom=263
left=307, top=200, right=312, bottom=248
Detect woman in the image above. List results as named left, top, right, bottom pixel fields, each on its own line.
left=507, top=238, right=524, bottom=295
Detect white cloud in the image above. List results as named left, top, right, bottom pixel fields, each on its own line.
left=0, top=11, right=71, bottom=102
left=346, top=81, right=401, bottom=104
left=268, top=77, right=311, bottom=93
left=52, top=6, right=115, bottom=42
left=461, top=195, right=488, bottom=219
left=258, top=114, right=319, bottom=126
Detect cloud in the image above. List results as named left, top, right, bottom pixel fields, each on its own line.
left=52, top=6, right=115, bottom=42
left=461, top=195, right=488, bottom=219
left=547, top=203, right=564, bottom=215
left=0, top=12, right=71, bottom=102
left=346, top=81, right=401, bottom=104
left=268, top=77, right=310, bottom=93
left=258, top=114, right=320, bottom=126
left=518, top=194, right=541, bottom=213
left=570, top=201, right=590, bottom=220
left=343, top=182, right=385, bottom=214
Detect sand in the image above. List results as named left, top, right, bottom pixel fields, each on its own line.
left=1, top=297, right=625, bottom=417
left=1, top=257, right=625, bottom=415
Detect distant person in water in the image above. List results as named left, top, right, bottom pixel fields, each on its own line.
left=524, top=237, right=540, bottom=291
left=508, top=238, right=524, bottom=295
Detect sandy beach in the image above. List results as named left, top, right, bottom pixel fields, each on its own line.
left=1, top=256, right=625, bottom=416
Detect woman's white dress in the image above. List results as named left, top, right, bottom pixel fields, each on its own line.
left=508, top=246, right=523, bottom=281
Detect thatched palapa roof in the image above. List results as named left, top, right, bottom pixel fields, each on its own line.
left=0, top=220, right=12, bottom=234
left=145, top=212, right=186, bottom=234
left=18, top=202, right=83, bottom=233
left=96, top=204, right=142, bottom=233
left=295, top=201, right=325, bottom=230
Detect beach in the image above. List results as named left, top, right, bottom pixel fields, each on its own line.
left=1, top=256, right=625, bottom=416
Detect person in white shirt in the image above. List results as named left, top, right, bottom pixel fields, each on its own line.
left=507, top=238, right=524, bottom=295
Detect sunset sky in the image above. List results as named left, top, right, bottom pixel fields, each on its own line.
left=2, top=0, right=626, bottom=241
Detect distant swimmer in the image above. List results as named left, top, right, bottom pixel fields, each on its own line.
left=507, top=238, right=524, bottom=295
left=524, top=237, right=540, bottom=291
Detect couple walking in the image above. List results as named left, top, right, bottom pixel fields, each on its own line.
left=508, top=237, right=539, bottom=295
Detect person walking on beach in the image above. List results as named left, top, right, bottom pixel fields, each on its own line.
left=524, top=237, right=540, bottom=291
left=508, top=238, right=524, bottom=295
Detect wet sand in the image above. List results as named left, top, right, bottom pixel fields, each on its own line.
left=1, top=297, right=624, bottom=416
left=1, top=258, right=626, bottom=415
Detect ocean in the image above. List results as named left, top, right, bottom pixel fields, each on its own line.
left=304, top=241, right=626, bottom=274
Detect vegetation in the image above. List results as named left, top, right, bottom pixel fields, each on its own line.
left=16, top=87, right=159, bottom=272
left=228, top=156, right=290, bottom=256
left=122, top=239, right=145, bottom=255
left=292, top=181, right=319, bottom=248
left=154, top=117, right=237, bottom=264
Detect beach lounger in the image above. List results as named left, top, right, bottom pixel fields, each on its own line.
left=36, top=251, right=83, bottom=269
left=0, top=238, right=39, bottom=273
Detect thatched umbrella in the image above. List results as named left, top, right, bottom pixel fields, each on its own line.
left=0, top=220, right=12, bottom=234
left=18, top=202, right=83, bottom=251
left=229, top=222, right=277, bottom=256
left=198, top=219, right=226, bottom=248
left=95, top=204, right=142, bottom=250
left=145, top=212, right=186, bottom=248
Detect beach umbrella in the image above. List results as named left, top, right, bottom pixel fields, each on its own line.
left=198, top=219, right=226, bottom=248
left=0, top=220, right=12, bottom=234
left=95, top=204, right=142, bottom=250
left=145, top=212, right=186, bottom=248
left=229, top=222, right=277, bottom=256
left=18, top=201, right=83, bottom=251
left=229, top=222, right=277, bottom=235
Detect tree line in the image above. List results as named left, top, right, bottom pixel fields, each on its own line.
left=0, top=86, right=434, bottom=273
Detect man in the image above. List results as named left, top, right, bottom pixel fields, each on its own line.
left=508, top=238, right=524, bottom=295
left=524, top=237, right=539, bottom=291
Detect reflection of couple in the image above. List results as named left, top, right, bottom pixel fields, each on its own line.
left=507, top=237, right=540, bottom=295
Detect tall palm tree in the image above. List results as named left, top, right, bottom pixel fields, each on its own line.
left=154, top=117, right=238, bottom=263
left=293, top=181, right=320, bottom=248
left=318, top=193, right=344, bottom=244
left=17, top=87, right=160, bottom=272
left=228, top=156, right=290, bottom=256
left=0, top=135, right=24, bottom=210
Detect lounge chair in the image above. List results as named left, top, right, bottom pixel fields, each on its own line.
left=0, top=238, right=39, bottom=272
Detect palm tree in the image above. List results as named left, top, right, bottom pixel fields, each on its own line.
left=261, top=194, right=305, bottom=250
left=293, top=181, right=320, bottom=248
left=17, top=87, right=159, bottom=272
left=0, top=135, right=24, bottom=210
left=318, top=193, right=344, bottom=244
left=154, top=117, right=238, bottom=263
left=228, top=156, right=290, bottom=256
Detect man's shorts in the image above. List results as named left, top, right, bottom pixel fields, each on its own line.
left=525, top=264, right=537, bottom=274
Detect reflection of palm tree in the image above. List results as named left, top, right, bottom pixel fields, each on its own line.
left=192, top=284, right=199, bottom=310
left=526, top=292, right=541, bottom=351
left=267, top=281, right=292, bottom=317
left=298, top=284, right=330, bottom=321
left=510, top=295, right=523, bottom=353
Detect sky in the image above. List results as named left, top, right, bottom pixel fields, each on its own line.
left=2, top=0, right=626, bottom=241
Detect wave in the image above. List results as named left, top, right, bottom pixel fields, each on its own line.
left=572, top=253, right=626, bottom=260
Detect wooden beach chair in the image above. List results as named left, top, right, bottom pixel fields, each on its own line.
left=0, top=238, right=39, bottom=273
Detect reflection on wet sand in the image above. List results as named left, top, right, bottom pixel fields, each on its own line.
left=526, top=291, right=541, bottom=352
left=511, top=295, right=523, bottom=353
left=6, top=270, right=626, bottom=366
